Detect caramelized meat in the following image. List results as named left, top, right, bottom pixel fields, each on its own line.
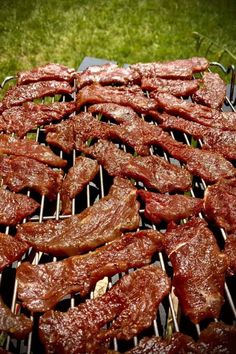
left=39, top=264, right=171, bottom=354
left=224, top=233, right=236, bottom=276
left=139, top=190, right=203, bottom=224
left=0, top=297, right=32, bottom=340
left=144, top=78, right=199, bottom=96
left=0, top=101, right=76, bottom=137
left=17, top=63, right=76, bottom=85
left=2, top=81, right=74, bottom=109
left=0, top=233, right=29, bottom=271
left=77, top=83, right=158, bottom=114
left=45, top=118, right=75, bottom=154
left=0, top=134, right=67, bottom=168
left=204, top=177, right=236, bottom=233
left=16, top=229, right=163, bottom=312
left=82, top=139, right=192, bottom=193
left=61, top=156, right=99, bottom=214
left=0, top=189, right=39, bottom=226
left=0, top=156, right=63, bottom=200
left=163, top=218, right=228, bottom=323
left=16, top=177, right=140, bottom=256
left=192, top=72, right=226, bottom=109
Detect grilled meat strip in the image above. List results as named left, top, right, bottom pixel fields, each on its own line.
left=155, top=92, right=236, bottom=131
left=0, top=134, right=67, bottom=168
left=192, top=72, right=226, bottom=109
left=0, top=156, right=63, bottom=201
left=77, top=63, right=140, bottom=89
left=39, top=264, right=171, bottom=354
left=139, top=190, right=203, bottom=224
left=0, top=101, right=76, bottom=138
left=45, top=118, right=75, bottom=154
left=0, top=189, right=39, bottom=226
left=17, top=63, right=76, bottom=85
left=16, top=229, right=163, bottom=312
left=82, top=139, right=191, bottom=193
left=77, top=83, right=158, bottom=114
left=204, top=177, right=236, bottom=233
left=61, top=156, right=99, bottom=214
left=143, top=78, right=199, bottom=96
left=224, top=233, right=236, bottom=276
left=0, top=297, right=32, bottom=340
left=163, top=217, right=228, bottom=323
left=0, top=233, right=29, bottom=271
left=2, top=81, right=74, bottom=109
left=16, top=177, right=140, bottom=256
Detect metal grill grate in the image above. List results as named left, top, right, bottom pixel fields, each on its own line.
left=0, top=58, right=236, bottom=353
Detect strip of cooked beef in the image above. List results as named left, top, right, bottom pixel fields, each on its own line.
left=77, top=63, right=140, bottom=89
left=154, top=92, right=236, bottom=131
left=76, top=83, right=158, bottom=114
left=143, top=78, right=199, bottom=96
left=2, top=81, right=74, bottom=109
left=204, top=177, right=236, bottom=233
left=156, top=130, right=236, bottom=183
left=0, top=101, right=76, bottom=137
left=130, top=57, right=208, bottom=79
left=163, top=217, right=228, bottom=324
left=0, top=297, right=32, bottom=340
left=16, top=229, right=163, bottom=312
left=0, top=156, right=63, bottom=201
left=61, top=156, right=99, bottom=214
left=0, top=189, right=39, bottom=226
left=192, top=72, right=226, bottom=109
left=0, top=134, right=67, bottom=168
left=138, top=190, right=203, bottom=224
left=82, top=139, right=191, bottom=193
left=16, top=177, right=140, bottom=256
left=17, top=63, right=76, bottom=85
left=45, top=118, right=75, bottom=154
left=39, top=264, right=171, bottom=354
left=224, top=233, right=236, bottom=276
left=0, top=233, right=29, bottom=271
left=159, top=113, right=236, bottom=160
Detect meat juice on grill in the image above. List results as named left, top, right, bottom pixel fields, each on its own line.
left=224, top=233, right=236, bottom=276
left=143, top=78, right=199, bottom=96
left=16, top=229, right=163, bottom=312
left=0, top=233, right=29, bottom=271
left=15, top=177, right=140, bottom=256
left=138, top=190, right=203, bottom=224
left=0, top=156, right=63, bottom=200
left=163, top=217, right=228, bottom=324
left=39, top=264, right=171, bottom=354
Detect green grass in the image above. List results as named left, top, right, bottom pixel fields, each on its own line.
left=0, top=0, right=236, bottom=79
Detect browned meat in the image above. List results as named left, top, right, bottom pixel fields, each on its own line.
left=39, top=264, right=171, bottom=354
left=16, top=229, right=163, bottom=312
left=77, top=83, right=158, bottom=114
left=160, top=113, right=236, bottom=160
left=163, top=217, right=228, bottom=323
left=82, top=139, right=192, bottom=193
left=0, top=189, right=39, bottom=226
left=0, top=156, right=63, bottom=200
left=0, top=101, right=76, bottom=137
left=204, top=177, right=236, bottom=233
left=224, top=233, right=236, bottom=276
left=0, top=297, right=32, bottom=340
left=0, top=233, right=29, bottom=271
left=0, top=134, right=67, bottom=168
left=139, top=190, right=203, bottom=224
left=61, top=156, right=99, bottom=214
left=143, top=78, right=199, bottom=96
left=192, top=72, right=226, bottom=109
left=17, top=63, right=76, bottom=85
left=155, top=92, right=236, bottom=131
left=130, top=57, right=208, bottom=79
left=2, top=81, right=74, bottom=109
left=77, top=63, right=140, bottom=89
left=16, top=177, right=140, bottom=256
left=45, top=118, right=75, bottom=154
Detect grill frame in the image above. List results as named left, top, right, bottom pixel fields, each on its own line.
left=0, top=58, right=236, bottom=353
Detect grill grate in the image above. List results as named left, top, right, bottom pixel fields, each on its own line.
left=0, top=58, right=236, bottom=353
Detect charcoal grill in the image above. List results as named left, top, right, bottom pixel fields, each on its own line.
left=0, top=57, right=236, bottom=353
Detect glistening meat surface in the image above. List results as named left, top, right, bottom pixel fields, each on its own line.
left=224, top=233, right=236, bottom=276
left=0, top=233, right=29, bottom=272
left=144, top=78, right=199, bottom=96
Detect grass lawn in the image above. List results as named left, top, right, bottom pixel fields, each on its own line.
left=0, top=0, right=236, bottom=79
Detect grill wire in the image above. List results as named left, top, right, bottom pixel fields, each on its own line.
left=0, top=60, right=236, bottom=353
